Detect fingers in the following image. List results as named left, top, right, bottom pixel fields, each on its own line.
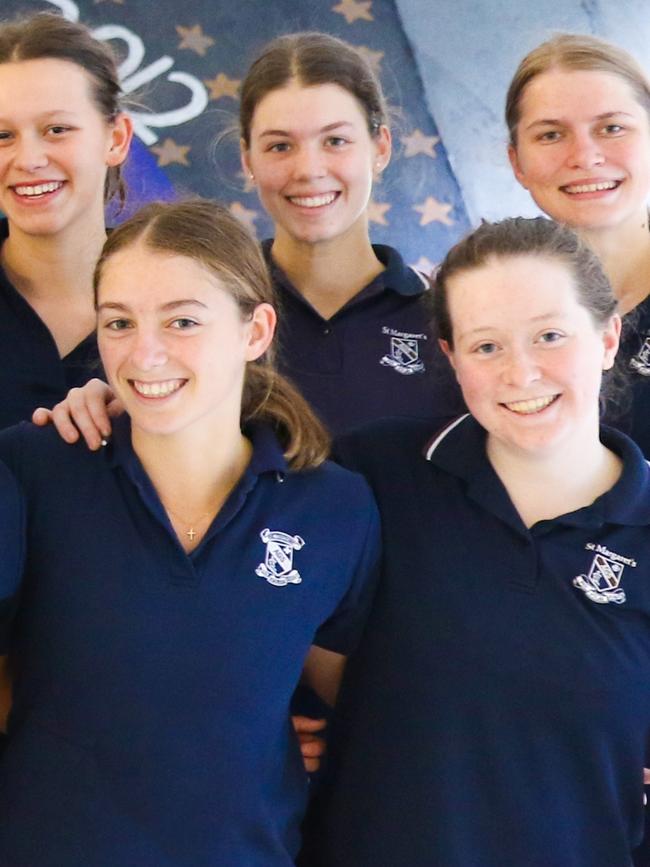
left=39, top=380, right=118, bottom=451
left=292, top=716, right=327, bottom=734
left=644, top=768, right=650, bottom=785
left=31, top=407, right=54, bottom=428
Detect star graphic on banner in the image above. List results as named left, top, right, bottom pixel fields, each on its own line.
left=237, top=170, right=256, bottom=193
left=176, top=24, right=215, bottom=57
left=413, top=196, right=454, bottom=227
left=368, top=200, right=390, bottom=226
left=402, top=129, right=440, bottom=159
left=204, top=72, right=241, bottom=101
left=412, top=256, right=437, bottom=277
left=230, top=201, right=260, bottom=234
left=332, top=0, right=373, bottom=24
left=355, top=45, right=384, bottom=74
left=151, top=138, right=191, bottom=167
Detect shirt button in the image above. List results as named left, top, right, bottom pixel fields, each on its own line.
left=323, top=327, right=331, bottom=335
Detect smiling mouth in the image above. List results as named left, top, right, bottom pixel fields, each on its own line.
left=131, top=378, right=186, bottom=398
left=286, top=192, right=339, bottom=208
left=13, top=181, right=64, bottom=198
left=561, top=180, right=620, bottom=195
left=502, top=395, right=559, bottom=414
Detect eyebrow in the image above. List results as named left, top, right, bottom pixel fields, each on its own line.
left=457, top=312, right=567, bottom=339
left=258, top=120, right=355, bottom=139
left=524, top=111, right=636, bottom=132
left=97, top=299, right=208, bottom=313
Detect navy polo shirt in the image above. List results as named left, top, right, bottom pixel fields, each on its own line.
left=608, top=295, right=650, bottom=457
left=0, top=460, right=23, bottom=637
left=306, top=415, right=650, bottom=867
left=0, top=220, right=101, bottom=429
left=0, top=419, right=379, bottom=866
left=265, top=242, right=465, bottom=434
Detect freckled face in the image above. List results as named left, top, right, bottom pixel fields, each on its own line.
left=0, top=58, right=130, bottom=239
left=242, top=81, right=390, bottom=247
left=509, top=69, right=650, bottom=232
left=441, top=254, right=620, bottom=459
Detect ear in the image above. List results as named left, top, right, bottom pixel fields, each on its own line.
left=439, top=338, right=456, bottom=371
left=245, top=303, right=276, bottom=362
left=240, top=139, right=253, bottom=182
left=507, top=143, right=528, bottom=189
left=373, top=124, right=392, bottom=176
left=601, top=314, right=622, bottom=371
left=106, top=113, right=134, bottom=168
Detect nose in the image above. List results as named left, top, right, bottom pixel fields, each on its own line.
left=566, top=130, right=604, bottom=170
left=291, top=144, right=326, bottom=180
left=13, top=133, right=49, bottom=173
left=130, top=328, right=168, bottom=372
left=502, top=347, right=541, bottom=389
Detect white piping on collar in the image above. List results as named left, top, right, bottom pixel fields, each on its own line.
left=425, top=413, right=471, bottom=461
left=409, top=265, right=432, bottom=290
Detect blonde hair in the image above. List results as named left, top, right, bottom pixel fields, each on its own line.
left=506, top=33, right=650, bottom=146
left=94, top=200, right=330, bottom=469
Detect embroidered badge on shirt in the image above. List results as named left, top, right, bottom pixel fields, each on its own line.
left=256, top=528, right=305, bottom=586
left=629, top=335, right=650, bottom=376
left=573, top=543, right=636, bottom=605
left=380, top=327, right=426, bottom=375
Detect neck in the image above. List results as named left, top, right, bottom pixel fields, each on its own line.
left=2, top=219, right=107, bottom=301
left=486, top=422, right=621, bottom=527
left=271, top=221, right=384, bottom=319
left=579, top=211, right=650, bottom=315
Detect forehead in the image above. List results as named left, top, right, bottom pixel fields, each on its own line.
left=98, top=244, right=226, bottom=303
left=519, top=67, right=645, bottom=120
left=447, top=254, right=584, bottom=328
left=0, top=57, right=96, bottom=115
left=250, top=80, right=368, bottom=133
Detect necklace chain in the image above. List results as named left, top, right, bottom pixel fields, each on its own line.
left=163, top=504, right=214, bottom=542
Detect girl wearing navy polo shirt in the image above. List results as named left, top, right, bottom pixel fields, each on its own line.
left=307, top=218, right=650, bottom=867
left=0, top=200, right=379, bottom=866
left=0, top=12, right=132, bottom=429
left=35, top=31, right=463, bottom=444
left=506, top=34, right=650, bottom=456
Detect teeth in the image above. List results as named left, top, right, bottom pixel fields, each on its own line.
left=289, top=193, right=337, bottom=208
left=564, top=181, right=618, bottom=194
left=133, top=379, right=184, bottom=398
left=505, top=395, right=557, bottom=414
left=14, top=181, right=63, bottom=197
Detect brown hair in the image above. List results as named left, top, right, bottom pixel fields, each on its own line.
left=94, top=199, right=330, bottom=470
left=240, top=31, right=388, bottom=146
left=433, top=216, right=617, bottom=348
left=506, top=33, right=650, bottom=146
left=0, top=11, right=128, bottom=207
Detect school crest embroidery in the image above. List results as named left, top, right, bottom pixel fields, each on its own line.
left=380, top=335, right=425, bottom=375
left=256, top=528, right=305, bottom=586
left=573, top=544, right=632, bottom=605
left=629, top=335, right=650, bottom=376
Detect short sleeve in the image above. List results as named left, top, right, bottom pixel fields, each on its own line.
left=0, top=459, right=24, bottom=652
left=312, top=489, right=381, bottom=655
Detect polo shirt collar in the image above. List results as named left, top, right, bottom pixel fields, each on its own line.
left=106, top=415, right=288, bottom=547
left=424, top=413, right=650, bottom=530
left=262, top=240, right=427, bottom=304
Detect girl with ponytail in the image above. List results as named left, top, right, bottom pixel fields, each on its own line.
left=0, top=198, right=379, bottom=866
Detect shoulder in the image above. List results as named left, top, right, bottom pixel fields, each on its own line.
left=0, top=422, right=99, bottom=483
left=334, top=417, right=438, bottom=478
left=373, top=244, right=430, bottom=297
left=287, top=457, right=378, bottom=511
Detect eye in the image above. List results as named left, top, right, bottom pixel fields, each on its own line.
left=326, top=135, right=348, bottom=147
left=170, top=317, right=199, bottom=330
left=0, top=130, right=13, bottom=143
left=537, top=130, right=562, bottom=143
left=474, top=341, right=498, bottom=355
left=46, top=125, right=72, bottom=136
left=104, top=318, right=132, bottom=331
left=267, top=141, right=290, bottom=153
left=538, top=330, right=564, bottom=344
left=600, top=123, right=624, bottom=136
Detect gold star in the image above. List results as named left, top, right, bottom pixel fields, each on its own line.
left=368, top=200, right=390, bottom=226
left=332, top=0, right=373, bottom=24
left=411, top=256, right=437, bottom=278
left=402, top=129, right=440, bottom=159
left=150, top=138, right=191, bottom=167
left=413, top=196, right=454, bottom=227
left=176, top=24, right=215, bottom=57
left=204, top=72, right=241, bottom=101
left=355, top=45, right=384, bottom=74
left=229, top=201, right=260, bottom=234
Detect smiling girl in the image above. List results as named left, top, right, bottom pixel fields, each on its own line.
left=0, top=11, right=132, bottom=428
left=506, top=34, right=650, bottom=454
left=305, top=217, right=650, bottom=867
left=0, top=199, right=379, bottom=866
